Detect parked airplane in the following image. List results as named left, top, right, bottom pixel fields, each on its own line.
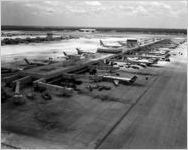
left=140, top=53, right=170, bottom=60
left=102, top=75, right=137, bottom=85
left=114, top=56, right=153, bottom=67
left=113, top=61, right=144, bottom=70
left=24, top=58, right=52, bottom=66
left=76, top=48, right=95, bottom=55
left=148, top=50, right=169, bottom=55
left=97, top=47, right=123, bottom=54
left=63, top=51, right=83, bottom=60
left=117, top=41, right=127, bottom=46
left=125, top=55, right=159, bottom=65
left=130, top=64, right=141, bottom=69
left=124, top=57, right=155, bottom=66
left=99, top=40, right=123, bottom=48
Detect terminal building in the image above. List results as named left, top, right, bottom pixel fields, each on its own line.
left=127, top=38, right=139, bottom=48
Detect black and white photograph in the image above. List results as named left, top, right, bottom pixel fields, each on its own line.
left=1, top=0, right=187, bottom=149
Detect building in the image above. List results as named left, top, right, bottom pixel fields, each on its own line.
left=127, top=38, right=138, bottom=48
left=79, top=29, right=96, bottom=33
left=46, top=32, right=53, bottom=40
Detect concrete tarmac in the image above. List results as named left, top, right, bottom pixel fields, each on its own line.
left=98, top=43, right=187, bottom=149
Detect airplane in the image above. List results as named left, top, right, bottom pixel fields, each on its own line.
left=111, top=56, right=154, bottom=67
left=148, top=50, right=169, bottom=55
left=124, top=55, right=159, bottom=65
left=117, top=41, right=127, bottom=46
left=101, top=75, right=137, bottom=85
left=112, top=61, right=145, bottom=70
left=76, top=48, right=95, bottom=55
left=63, top=51, right=83, bottom=60
left=99, top=40, right=123, bottom=48
left=24, top=58, right=52, bottom=66
left=124, top=57, right=155, bottom=66
left=139, top=53, right=170, bottom=60
left=125, top=58, right=148, bottom=67
left=130, top=64, right=142, bottom=69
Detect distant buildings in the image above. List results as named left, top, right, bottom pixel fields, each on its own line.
left=79, top=29, right=96, bottom=33
left=46, top=32, right=53, bottom=40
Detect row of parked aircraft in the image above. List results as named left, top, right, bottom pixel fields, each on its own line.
left=24, top=38, right=167, bottom=60
left=61, top=39, right=139, bottom=60
left=93, top=40, right=171, bottom=84
left=111, top=50, right=170, bottom=70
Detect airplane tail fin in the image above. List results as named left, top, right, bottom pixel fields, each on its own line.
left=24, top=58, right=31, bottom=65
left=118, top=41, right=123, bottom=45
left=63, top=51, right=67, bottom=56
left=130, top=75, right=137, bottom=83
left=100, top=40, right=105, bottom=47
left=76, top=48, right=82, bottom=55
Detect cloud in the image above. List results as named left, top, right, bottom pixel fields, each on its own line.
left=15, top=1, right=186, bottom=18
left=1, top=0, right=187, bottom=28
left=65, top=5, right=87, bottom=13
left=85, top=1, right=101, bottom=6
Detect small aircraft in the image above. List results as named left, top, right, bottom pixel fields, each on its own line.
left=99, top=40, right=123, bottom=48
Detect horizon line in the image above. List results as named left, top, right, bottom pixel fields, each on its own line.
left=1, top=25, right=187, bottom=31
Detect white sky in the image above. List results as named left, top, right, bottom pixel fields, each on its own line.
left=1, top=0, right=187, bottom=29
